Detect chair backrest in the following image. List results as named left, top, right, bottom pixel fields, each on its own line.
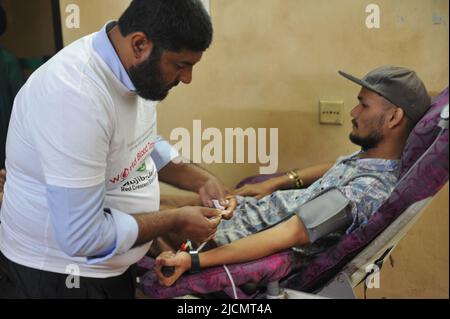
left=285, top=88, right=449, bottom=293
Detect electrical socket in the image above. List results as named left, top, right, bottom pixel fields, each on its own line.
left=319, top=100, right=344, bottom=125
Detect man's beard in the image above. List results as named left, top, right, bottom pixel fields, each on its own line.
left=349, top=117, right=385, bottom=151
left=349, top=132, right=384, bottom=150
left=128, top=47, right=178, bottom=101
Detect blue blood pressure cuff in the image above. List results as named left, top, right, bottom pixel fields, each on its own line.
left=297, top=188, right=352, bottom=243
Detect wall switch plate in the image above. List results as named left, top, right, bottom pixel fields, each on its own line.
left=320, top=100, right=344, bottom=125
left=432, top=13, right=444, bottom=25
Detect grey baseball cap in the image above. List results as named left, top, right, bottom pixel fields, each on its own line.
left=339, top=66, right=431, bottom=124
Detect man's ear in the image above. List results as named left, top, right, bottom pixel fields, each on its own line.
left=129, top=32, right=154, bottom=62
left=388, top=107, right=405, bottom=129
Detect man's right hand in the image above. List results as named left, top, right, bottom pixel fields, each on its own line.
left=173, top=206, right=222, bottom=243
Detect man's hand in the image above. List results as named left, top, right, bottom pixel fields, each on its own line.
left=133, top=206, right=222, bottom=248
left=198, top=176, right=231, bottom=208
left=174, top=206, right=222, bottom=243
left=234, top=179, right=278, bottom=199
left=158, top=162, right=231, bottom=208
left=154, top=251, right=191, bottom=287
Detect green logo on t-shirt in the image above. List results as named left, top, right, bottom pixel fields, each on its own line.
left=137, top=162, right=147, bottom=172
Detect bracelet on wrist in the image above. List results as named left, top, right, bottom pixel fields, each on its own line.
left=286, top=169, right=304, bottom=189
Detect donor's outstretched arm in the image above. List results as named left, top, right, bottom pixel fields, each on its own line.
left=155, top=186, right=354, bottom=287
left=154, top=214, right=309, bottom=287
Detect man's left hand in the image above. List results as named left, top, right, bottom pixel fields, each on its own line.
left=198, top=177, right=231, bottom=208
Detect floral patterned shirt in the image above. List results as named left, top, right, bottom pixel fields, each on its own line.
left=215, top=151, right=399, bottom=253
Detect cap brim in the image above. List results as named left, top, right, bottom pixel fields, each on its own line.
left=339, top=70, right=383, bottom=94
left=339, top=70, right=388, bottom=100
left=338, top=70, right=368, bottom=88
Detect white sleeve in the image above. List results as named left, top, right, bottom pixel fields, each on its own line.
left=150, top=136, right=180, bottom=171
left=46, top=183, right=138, bottom=263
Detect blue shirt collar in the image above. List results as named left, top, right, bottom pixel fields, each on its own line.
left=92, top=21, right=136, bottom=92
left=339, top=151, right=400, bottom=173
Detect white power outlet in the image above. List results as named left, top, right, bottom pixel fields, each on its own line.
left=320, top=100, right=344, bottom=125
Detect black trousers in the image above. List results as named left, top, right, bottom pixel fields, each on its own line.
left=0, top=251, right=136, bottom=299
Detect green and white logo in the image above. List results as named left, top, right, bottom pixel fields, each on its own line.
left=137, top=162, right=147, bottom=172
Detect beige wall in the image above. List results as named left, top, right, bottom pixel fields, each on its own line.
left=59, top=0, right=131, bottom=46
left=56, top=0, right=448, bottom=298
left=159, top=0, right=449, bottom=188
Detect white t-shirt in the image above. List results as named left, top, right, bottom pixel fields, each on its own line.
left=0, top=33, right=160, bottom=277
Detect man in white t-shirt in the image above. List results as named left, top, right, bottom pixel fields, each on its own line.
left=0, top=0, right=233, bottom=298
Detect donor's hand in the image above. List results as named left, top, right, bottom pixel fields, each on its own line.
left=219, top=195, right=237, bottom=220
left=154, top=251, right=191, bottom=287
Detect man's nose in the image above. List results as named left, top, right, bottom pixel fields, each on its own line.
left=350, top=104, right=360, bottom=118
left=179, top=68, right=193, bottom=85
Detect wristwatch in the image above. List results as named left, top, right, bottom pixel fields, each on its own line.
left=189, top=250, right=201, bottom=274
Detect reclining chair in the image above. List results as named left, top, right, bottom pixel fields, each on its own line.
left=138, top=88, right=449, bottom=299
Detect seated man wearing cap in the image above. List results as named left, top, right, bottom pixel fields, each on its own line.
left=154, top=66, right=431, bottom=286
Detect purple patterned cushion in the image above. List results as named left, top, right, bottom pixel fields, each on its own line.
left=138, top=251, right=297, bottom=299
left=400, top=88, right=449, bottom=176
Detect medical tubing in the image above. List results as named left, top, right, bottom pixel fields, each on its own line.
left=223, top=264, right=238, bottom=299
left=214, top=228, right=256, bottom=300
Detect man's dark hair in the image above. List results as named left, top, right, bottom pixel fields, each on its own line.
left=0, top=5, right=7, bottom=36
left=118, top=0, right=213, bottom=52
